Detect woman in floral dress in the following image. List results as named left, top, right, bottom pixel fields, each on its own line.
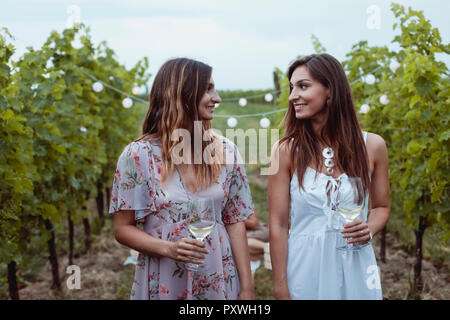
left=109, top=58, right=255, bottom=300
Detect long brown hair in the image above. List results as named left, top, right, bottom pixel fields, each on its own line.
left=138, top=58, right=223, bottom=191
left=280, top=53, right=370, bottom=191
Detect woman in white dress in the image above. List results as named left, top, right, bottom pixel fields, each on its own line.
left=268, top=53, right=390, bottom=300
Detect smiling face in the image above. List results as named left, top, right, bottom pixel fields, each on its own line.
left=198, top=78, right=221, bottom=121
left=289, top=65, right=330, bottom=122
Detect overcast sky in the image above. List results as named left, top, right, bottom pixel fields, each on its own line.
left=1, top=0, right=449, bottom=90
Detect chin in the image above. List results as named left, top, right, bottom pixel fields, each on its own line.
left=200, top=115, right=213, bottom=121
left=295, top=111, right=309, bottom=119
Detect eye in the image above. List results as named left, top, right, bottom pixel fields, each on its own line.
left=300, top=84, right=308, bottom=89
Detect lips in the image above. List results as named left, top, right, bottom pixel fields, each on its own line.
left=294, top=103, right=307, bottom=111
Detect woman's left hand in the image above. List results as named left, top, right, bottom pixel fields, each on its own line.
left=341, top=220, right=372, bottom=245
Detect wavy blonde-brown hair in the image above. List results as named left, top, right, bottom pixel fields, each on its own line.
left=138, top=58, right=223, bottom=191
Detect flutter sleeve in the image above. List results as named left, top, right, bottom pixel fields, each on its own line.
left=222, top=143, right=255, bottom=224
left=108, top=141, right=158, bottom=220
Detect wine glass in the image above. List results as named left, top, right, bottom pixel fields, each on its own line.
left=185, top=197, right=216, bottom=271
left=336, top=176, right=369, bottom=251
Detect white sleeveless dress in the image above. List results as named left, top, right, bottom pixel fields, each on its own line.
left=287, top=131, right=382, bottom=300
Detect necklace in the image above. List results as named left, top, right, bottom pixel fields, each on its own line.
left=322, top=147, right=335, bottom=175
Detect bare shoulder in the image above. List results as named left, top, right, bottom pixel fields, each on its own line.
left=270, top=138, right=294, bottom=176
left=366, top=132, right=388, bottom=161
left=271, top=138, right=293, bottom=157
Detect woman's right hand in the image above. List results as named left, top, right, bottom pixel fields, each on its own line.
left=167, top=237, right=209, bottom=264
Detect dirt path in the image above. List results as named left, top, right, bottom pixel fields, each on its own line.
left=371, top=231, right=449, bottom=300
left=18, top=221, right=132, bottom=300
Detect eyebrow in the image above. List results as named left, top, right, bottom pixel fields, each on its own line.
left=290, top=79, right=312, bottom=85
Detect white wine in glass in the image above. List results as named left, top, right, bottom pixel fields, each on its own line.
left=336, top=176, right=368, bottom=251
left=188, top=218, right=216, bottom=241
left=338, top=207, right=363, bottom=222
left=186, top=198, right=216, bottom=271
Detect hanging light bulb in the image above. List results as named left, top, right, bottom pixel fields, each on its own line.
left=389, top=60, right=400, bottom=72
left=360, top=104, right=370, bottom=114
left=92, top=81, right=103, bottom=92
left=79, top=126, right=87, bottom=133
left=132, top=87, right=140, bottom=95
left=365, top=74, right=376, bottom=85
left=238, top=98, right=247, bottom=107
left=379, top=94, right=390, bottom=105
left=260, top=117, right=271, bottom=128
left=227, top=117, right=238, bottom=128
left=122, top=97, right=133, bottom=109
left=109, top=76, right=114, bottom=81
left=264, top=93, right=273, bottom=102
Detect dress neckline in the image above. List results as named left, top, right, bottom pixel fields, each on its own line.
left=307, top=166, right=347, bottom=180
left=290, top=131, right=368, bottom=182
left=291, top=167, right=347, bottom=183
left=175, top=166, right=199, bottom=196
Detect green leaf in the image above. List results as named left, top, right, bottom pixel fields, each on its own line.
left=51, top=78, right=66, bottom=100
left=439, top=129, right=450, bottom=142
left=427, top=151, right=441, bottom=172
left=51, top=143, right=66, bottom=154
left=1, top=108, right=14, bottom=120
left=42, top=204, right=58, bottom=220
left=415, top=76, right=433, bottom=97
left=406, top=140, right=424, bottom=154
left=409, top=94, right=421, bottom=108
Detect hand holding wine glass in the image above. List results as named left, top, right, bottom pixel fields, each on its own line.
left=185, top=197, right=216, bottom=271
left=336, top=176, right=369, bottom=251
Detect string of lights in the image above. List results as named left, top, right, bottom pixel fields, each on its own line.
left=9, top=33, right=401, bottom=128
left=77, top=61, right=399, bottom=128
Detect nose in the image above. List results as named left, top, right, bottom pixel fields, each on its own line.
left=213, top=91, right=221, bottom=104
left=289, top=88, right=301, bottom=102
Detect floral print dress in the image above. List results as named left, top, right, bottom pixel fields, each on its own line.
left=109, top=137, right=254, bottom=300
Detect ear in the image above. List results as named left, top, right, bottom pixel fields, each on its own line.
left=325, top=88, right=331, bottom=104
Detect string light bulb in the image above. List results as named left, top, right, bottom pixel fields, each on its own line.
left=92, top=81, right=103, bottom=92
left=260, top=117, right=271, bottom=128
left=360, top=104, right=370, bottom=114
left=365, top=74, right=376, bottom=85
left=122, top=97, right=133, bottom=109
left=379, top=94, right=390, bottom=105
left=239, top=98, right=247, bottom=107
left=389, top=60, right=400, bottom=72
left=264, top=93, right=273, bottom=102
left=227, top=117, right=238, bottom=128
